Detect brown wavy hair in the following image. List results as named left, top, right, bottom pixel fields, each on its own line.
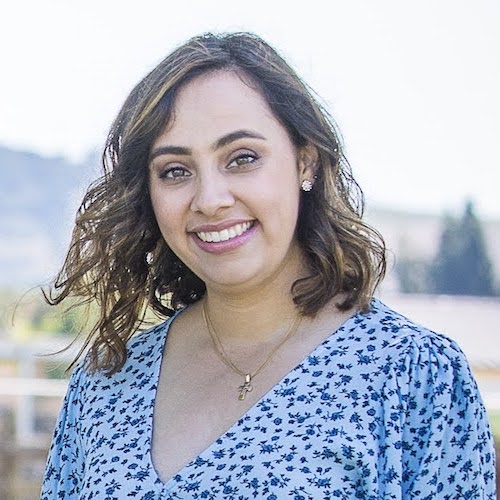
left=45, top=32, right=386, bottom=374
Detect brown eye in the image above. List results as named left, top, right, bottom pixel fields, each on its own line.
left=159, top=166, right=191, bottom=180
left=227, top=153, right=258, bottom=169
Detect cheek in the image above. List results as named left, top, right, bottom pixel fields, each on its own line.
left=250, top=167, right=300, bottom=222
left=149, top=191, right=165, bottom=229
left=148, top=182, right=161, bottom=213
left=254, top=186, right=300, bottom=233
left=153, top=213, right=186, bottom=259
left=149, top=190, right=182, bottom=240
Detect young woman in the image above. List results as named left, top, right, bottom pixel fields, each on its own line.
left=41, top=32, right=496, bottom=498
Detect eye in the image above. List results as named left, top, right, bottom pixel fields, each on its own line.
left=159, top=165, right=191, bottom=180
left=227, top=152, right=259, bottom=169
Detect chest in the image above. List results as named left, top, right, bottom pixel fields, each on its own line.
left=149, top=306, right=359, bottom=483
left=150, top=333, right=294, bottom=483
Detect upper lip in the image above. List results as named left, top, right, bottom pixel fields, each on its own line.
left=188, top=219, right=255, bottom=233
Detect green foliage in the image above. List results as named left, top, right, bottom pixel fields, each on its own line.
left=0, top=289, right=99, bottom=338
left=488, top=411, right=500, bottom=441
left=431, top=201, right=495, bottom=296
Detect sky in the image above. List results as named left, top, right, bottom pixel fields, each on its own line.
left=1, top=0, right=499, bottom=218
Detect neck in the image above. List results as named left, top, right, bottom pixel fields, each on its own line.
left=203, top=255, right=303, bottom=344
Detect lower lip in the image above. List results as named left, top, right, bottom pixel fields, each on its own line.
left=191, top=223, right=258, bottom=254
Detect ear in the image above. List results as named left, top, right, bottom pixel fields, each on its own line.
left=298, top=143, right=319, bottom=183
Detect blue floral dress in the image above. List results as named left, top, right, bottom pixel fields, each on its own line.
left=41, top=300, right=496, bottom=499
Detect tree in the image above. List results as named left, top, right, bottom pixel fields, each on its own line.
left=431, top=201, right=495, bottom=296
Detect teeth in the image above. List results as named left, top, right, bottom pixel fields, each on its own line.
left=197, top=222, right=253, bottom=243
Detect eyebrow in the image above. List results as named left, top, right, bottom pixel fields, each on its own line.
left=149, top=129, right=266, bottom=164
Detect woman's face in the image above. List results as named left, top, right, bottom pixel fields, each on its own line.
left=149, top=70, right=314, bottom=294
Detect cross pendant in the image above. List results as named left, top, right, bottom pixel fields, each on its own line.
left=238, top=374, right=253, bottom=401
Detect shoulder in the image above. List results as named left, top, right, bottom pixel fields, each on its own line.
left=362, top=300, right=483, bottom=403
left=68, top=318, right=172, bottom=397
left=126, top=319, right=171, bottom=363
left=350, top=300, right=491, bottom=431
left=338, top=299, right=476, bottom=391
left=356, top=298, right=465, bottom=359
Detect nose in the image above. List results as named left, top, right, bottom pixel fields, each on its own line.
left=190, top=171, right=235, bottom=216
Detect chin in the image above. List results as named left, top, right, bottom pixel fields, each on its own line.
left=204, top=272, right=259, bottom=290
left=199, top=263, right=269, bottom=291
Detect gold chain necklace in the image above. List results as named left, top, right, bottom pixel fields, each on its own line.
left=202, top=300, right=302, bottom=401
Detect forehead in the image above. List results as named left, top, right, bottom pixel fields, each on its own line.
left=155, top=70, right=283, bottom=145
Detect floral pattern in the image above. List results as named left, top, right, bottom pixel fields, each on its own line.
left=41, top=300, right=496, bottom=499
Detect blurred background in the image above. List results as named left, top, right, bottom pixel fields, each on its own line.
left=1, top=0, right=499, bottom=497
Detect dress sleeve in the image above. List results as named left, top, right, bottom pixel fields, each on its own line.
left=394, top=333, right=496, bottom=498
left=40, top=366, right=86, bottom=499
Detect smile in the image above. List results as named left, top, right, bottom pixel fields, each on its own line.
left=196, top=221, right=254, bottom=243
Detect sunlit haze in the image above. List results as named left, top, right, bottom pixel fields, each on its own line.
left=1, top=0, right=499, bottom=216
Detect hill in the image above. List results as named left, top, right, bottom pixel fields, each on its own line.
left=0, top=146, right=97, bottom=287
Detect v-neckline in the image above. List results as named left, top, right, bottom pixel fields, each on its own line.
left=144, top=303, right=367, bottom=493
